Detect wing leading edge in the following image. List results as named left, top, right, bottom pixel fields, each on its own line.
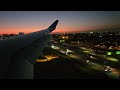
left=0, top=20, right=59, bottom=79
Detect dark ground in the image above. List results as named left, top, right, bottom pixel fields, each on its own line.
left=34, top=56, right=111, bottom=79
left=34, top=47, right=112, bottom=79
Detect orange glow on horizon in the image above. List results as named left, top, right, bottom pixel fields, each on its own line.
left=0, top=26, right=95, bottom=34
left=0, top=27, right=43, bottom=34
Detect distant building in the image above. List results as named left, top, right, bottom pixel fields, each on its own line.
left=19, top=32, right=24, bottom=35
left=9, top=34, right=15, bottom=37
left=3, top=34, right=8, bottom=37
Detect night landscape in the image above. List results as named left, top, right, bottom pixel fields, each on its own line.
left=0, top=11, right=120, bottom=79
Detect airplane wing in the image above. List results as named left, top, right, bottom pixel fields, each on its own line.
left=0, top=20, right=59, bottom=79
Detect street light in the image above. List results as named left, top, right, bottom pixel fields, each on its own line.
left=116, top=51, right=120, bottom=55
left=107, top=52, right=112, bottom=56
left=66, top=36, right=68, bottom=38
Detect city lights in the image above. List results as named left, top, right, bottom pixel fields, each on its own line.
left=116, top=51, right=120, bottom=55
left=60, top=40, right=65, bottom=42
left=107, top=52, right=112, bottom=55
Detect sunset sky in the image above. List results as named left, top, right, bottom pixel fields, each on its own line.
left=0, top=11, right=120, bottom=34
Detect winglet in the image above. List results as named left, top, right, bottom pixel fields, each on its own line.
left=48, top=20, right=59, bottom=32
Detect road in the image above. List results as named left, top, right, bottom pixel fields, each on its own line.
left=35, top=47, right=110, bottom=79
left=35, top=41, right=120, bottom=79
left=51, top=43, right=120, bottom=79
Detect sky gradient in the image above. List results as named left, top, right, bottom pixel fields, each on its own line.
left=0, top=11, right=120, bottom=34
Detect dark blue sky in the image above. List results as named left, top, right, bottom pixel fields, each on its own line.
left=0, top=11, right=120, bottom=34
